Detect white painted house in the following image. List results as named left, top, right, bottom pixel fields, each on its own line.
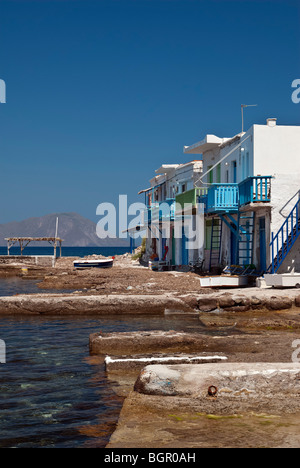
left=138, top=119, right=300, bottom=276
left=139, top=160, right=203, bottom=268
left=184, top=119, right=300, bottom=274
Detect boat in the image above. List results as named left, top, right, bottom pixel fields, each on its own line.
left=73, top=258, right=114, bottom=269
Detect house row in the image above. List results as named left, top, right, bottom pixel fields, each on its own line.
left=137, top=118, right=300, bottom=277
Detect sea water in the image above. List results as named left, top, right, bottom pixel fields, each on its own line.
left=0, top=246, right=130, bottom=258
left=0, top=288, right=201, bottom=448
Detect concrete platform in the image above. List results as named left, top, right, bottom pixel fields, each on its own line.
left=0, top=294, right=193, bottom=316
left=265, top=273, right=300, bottom=289
left=134, top=362, right=300, bottom=399
left=200, top=276, right=249, bottom=288
left=90, top=330, right=208, bottom=355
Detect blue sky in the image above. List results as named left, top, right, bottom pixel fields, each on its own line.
left=0, top=0, right=299, bottom=225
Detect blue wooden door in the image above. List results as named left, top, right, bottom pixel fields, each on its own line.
left=259, top=217, right=266, bottom=272
left=182, top=228, right=189, bottom=265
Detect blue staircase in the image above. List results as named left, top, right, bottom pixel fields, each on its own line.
left=267, top=198, right=300, bottom=274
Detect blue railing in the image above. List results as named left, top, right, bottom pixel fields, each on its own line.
left=151, top=198, right=176, bottom=222
left=206, top=184, right=239, bottom=213
left=268, top=198, right=300, bottom=274
left=203, top=177, right=272, bottom=214
left=239, top=176, right=272, bottom=206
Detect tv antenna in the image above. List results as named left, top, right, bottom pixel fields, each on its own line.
left=241, top=104, right=257, bottom=133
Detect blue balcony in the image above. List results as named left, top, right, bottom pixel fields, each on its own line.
left=202, top=177, right=272, bottom=215
left=239, top=176, right=272, bottom=206
left=206, top=184, right=239, bottom=213
left=151, top=198, right=176, bottom=222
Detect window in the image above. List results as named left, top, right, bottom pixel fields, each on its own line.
left=208, top=166, right=214, bottom=184
left=216, top=164, right=221, bottom=183
left=232, top=161, right=237, bottom=183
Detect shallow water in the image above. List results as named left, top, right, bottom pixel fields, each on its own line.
left=0, top=313, right=203, bottom=448
left=0, top=277, right=74, bottom=297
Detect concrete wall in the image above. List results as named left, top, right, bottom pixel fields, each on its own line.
left=253, top=124, right=300, bottom=236
left=201, top=127, right=254, bottom=185
left=253, top=124, right=300, bottom=175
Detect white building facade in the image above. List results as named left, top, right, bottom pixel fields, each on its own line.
left=184, top=119, right=300, bottom=273
left=138, top=119, right=300, bottom=275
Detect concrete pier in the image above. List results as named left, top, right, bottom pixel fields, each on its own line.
left=0, top=294, right=193, bottom=316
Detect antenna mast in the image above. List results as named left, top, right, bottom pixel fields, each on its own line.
left=241, top=104, right=257, bottom=133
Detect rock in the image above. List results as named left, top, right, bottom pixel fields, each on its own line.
left=134, top=362, right=300, bottom=403
left=218, top=295, right=236, bottom=309
left=251, top=296, right=263, bottom=306
left=267, top=296, right=293, bottom=311
left=197, top=297, right=218, bottom=312
left=295, top=296, right=300, bottom=308
left=224, top=296, right=251, bottom=312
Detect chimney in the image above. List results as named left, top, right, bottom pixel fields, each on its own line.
left=266, top=118, right=277, bottom=127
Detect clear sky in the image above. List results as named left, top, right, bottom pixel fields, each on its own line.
left=0, top=0, right=299, bottom=225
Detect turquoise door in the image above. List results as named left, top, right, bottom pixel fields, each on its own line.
left=182, top=228, right=189, bottom=265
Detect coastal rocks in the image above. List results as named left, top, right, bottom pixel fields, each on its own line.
left=197, top=297, right=218, bottom=312
left=266, top=296, right=293, bottom=310
left=196, top=292, right=300, bottom=314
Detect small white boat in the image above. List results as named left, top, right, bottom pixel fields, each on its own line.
left=73, top=258, right=114, bottom=269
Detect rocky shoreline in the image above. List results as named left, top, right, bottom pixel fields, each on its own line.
left=1, top=254, right=300, bottom=447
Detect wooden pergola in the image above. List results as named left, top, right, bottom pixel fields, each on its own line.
left=5, top=237, right=63, bottom=257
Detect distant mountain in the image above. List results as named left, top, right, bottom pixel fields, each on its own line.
left=0, top=212, right=129, bottom=247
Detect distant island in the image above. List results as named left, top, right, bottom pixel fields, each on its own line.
left=0, top=212, right=130, bottom=247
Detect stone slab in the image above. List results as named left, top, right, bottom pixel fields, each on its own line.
left=134, top=362, right=300, bottom=399
left=90, top=330, right=208, bottom=355
left=0, top=294, right=192, bottom=316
